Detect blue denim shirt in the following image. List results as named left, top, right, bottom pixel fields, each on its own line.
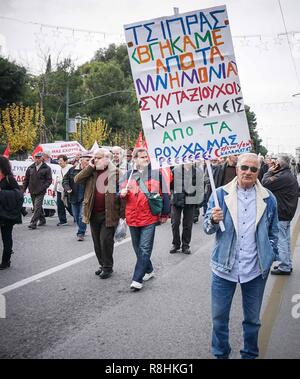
left=204, top=178, right=279, bottom=279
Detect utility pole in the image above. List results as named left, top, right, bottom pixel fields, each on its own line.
left=65, top=81, right=69, bottom=141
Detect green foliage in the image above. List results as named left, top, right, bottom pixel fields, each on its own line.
left=0, top=57, right=27, bottom=108
left=1, top=45, right=267, bottom=154
left=245, top=105, right=268, bottom=156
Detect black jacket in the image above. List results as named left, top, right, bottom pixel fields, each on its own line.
left=262, top=167, right=299, bottom=221
left=204, top=162, right=236, bottom=201
left=62, top=166, right=85, bottom=204
left=0, top=175, right=23, bottom=225
left=23, top=162, right=52, bottom=195
left=171, top=165, right=204, bottom=207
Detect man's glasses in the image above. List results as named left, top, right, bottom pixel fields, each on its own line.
left=240, top=165, right=258, bottom=173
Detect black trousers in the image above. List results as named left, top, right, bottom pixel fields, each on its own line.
left=1, top=223, right=14, bottom=264
left=171, top=204, right=195, bottom=249
left=90, top=212, right=116, bottom=271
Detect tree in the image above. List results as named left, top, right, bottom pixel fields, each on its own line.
left=0, top=103, right=44, bottom=158
left=70, top=118, right=109, bottom=149
left=0, top=57, right=27, bottom=108
left=25, top=58, right=82, bottom=142
left=78, top=58, right=140, bottom=141
left=245, top=105, right=268, bottom=156
left=93, top=43, right=131, bottom=77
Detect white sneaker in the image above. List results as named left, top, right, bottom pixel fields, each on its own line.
left=143, top=271, right=155, bottom=281
left=130, top=281, right=143, bottom=290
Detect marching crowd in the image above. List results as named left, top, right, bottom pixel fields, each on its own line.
left=0, top=147, right=299, bottom=359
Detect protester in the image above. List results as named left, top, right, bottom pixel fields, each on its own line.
left=71, top=152, right=82, bottom=167
left=169, top=163, right=204, bottom=254
left=195, top=159, right=219, bottom=221
left=22, top=152, right=52, bottom=229
left=0, top=156, right=23, bottom=269
left=63, top=156, right=89, bottom=241
left=120, top=148, right=170, bottom=291
left=74, top=148, right=125, bottom=278
left=262, top=154, right=299, bottom=275
left=125, top=147, right=134, bottom=170
left=53, top=154, right=73, bottom=226
left=257, top=155, right=269, bottom=182
left=43, top=150, right=57, bottom=164
left=204, top=153, right=279, bottom=359
left=42, top=150, right=56, bottom=217
left=111, top=146, right=126, bottom=173
left=290, top=158, right=298, bottom=178
left=204, top=155, right=238, bottom=210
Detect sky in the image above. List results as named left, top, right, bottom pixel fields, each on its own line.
left=0, top=0, right=300, bottom=156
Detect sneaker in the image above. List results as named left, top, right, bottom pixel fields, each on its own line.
left=77, top=235, right=84, bottom=241
left=169, top=245, right=181, bottom=254
left=28, top=223, right=37, bottom=229
left=182, top=247, right=191, bottom=255
left=57, top=222, right=68, bottom=226
left=130, top=281, right=143, bottom=290
left=143, top=271, right=155, bottom=281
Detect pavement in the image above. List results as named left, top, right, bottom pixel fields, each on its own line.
left=0, top=200, right=300, bottom=359
left=260, top=205, right=300, bottom=359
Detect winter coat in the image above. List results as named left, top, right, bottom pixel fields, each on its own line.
left=62, top=165, right=85, bottom=204
left=120, top=164, right=170, bottom=227
left=23, top=162, right=52, bottom=195
left=0, top=175, right=23, bottom=225
left=204, top=178, right=279, bottom=279
left=171, top=165, right=204, bottom=208
left=74, top=162, right=125, bottom=226
left=262, top=167, right=299, bottom=221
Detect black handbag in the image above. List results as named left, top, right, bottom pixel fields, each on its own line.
left=138, top=178, right=163, bottom=216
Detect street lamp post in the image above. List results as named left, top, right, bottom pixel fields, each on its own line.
left=81, top=114, right=88, bottom=146
left=75, top=113, right=88, bottom=145
left=66, top=90, right=132, bottom=141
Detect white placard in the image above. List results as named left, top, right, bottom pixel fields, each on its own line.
left=124, top=5, right=251, bottom=168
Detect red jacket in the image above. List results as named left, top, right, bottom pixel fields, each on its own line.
left=121, top=166, right=170, bottom=227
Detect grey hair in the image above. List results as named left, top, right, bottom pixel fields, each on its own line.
left=94, top=148, right=112, bottom=159
left=111, top=146, right=124, bottom=156
left=133, top=147, right=148, bottom=159
left=277, top=154, right=290, bottom=168
left=237, top=153, right=260, bottom=166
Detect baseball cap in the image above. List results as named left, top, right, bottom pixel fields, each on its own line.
left=35, top=152, right=43, bottom=158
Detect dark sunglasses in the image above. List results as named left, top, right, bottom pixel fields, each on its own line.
left=240, top=165, right=258, bottom=173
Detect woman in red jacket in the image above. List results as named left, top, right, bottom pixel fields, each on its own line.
left=120, top=148, right=170, bottom=290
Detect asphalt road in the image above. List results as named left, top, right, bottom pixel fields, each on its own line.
left=0, top=207, right=299, bottom=359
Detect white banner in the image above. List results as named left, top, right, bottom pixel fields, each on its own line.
left=124, top=5, right=251, bottom=168
left=34, top=141, right=86, bottom=160
left=10, top=160, right=61, bottom=210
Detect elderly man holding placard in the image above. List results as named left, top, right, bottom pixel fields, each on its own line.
left=204, top=153, right=278, bottom=359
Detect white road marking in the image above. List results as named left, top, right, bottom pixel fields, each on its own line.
left=0, top=237, right=131, bottom=295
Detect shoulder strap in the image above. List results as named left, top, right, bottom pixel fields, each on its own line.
left=138, top=177, right=149, bottom=195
